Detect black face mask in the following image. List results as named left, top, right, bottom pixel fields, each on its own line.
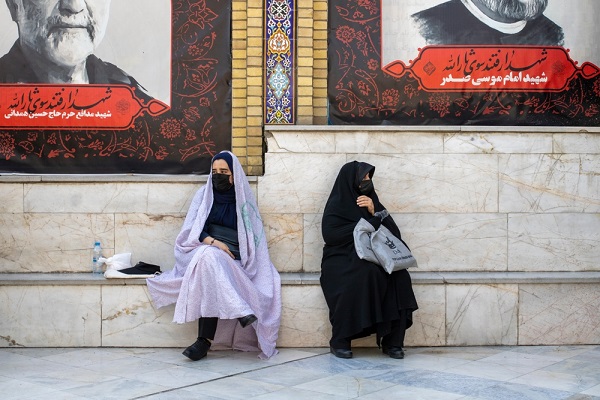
left=212, top=173, right=233, bottom=192
left=358, top=179, right=374, bottom=195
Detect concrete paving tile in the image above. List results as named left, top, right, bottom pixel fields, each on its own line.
left=470, top=381, right=575, bottom=400
left=581, top=383, right=600, bottom=396
left=65, top=377, right=170, bottom=400
left=359, top=384, right=465, bottom=400
left=252, top=387, right=350, bottom=399
left=510, top=369, right=598, bottom=392
left=180, top=376, right=284, bottom=399
left=240, top=364, right=331, bottom=386
left=294, top=374, right=395, bottom=397
left=0, top=346, right=599, bottom=400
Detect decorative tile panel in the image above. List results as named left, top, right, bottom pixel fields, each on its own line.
left=265, top=0, right=295, bottom=124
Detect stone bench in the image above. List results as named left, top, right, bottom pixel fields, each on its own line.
left=2, top=271, right=600, bottom=348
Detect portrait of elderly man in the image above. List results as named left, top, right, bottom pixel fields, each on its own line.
left=0, top=0, right=151, bottom=97
left=411, top=0, right=564, bottom=46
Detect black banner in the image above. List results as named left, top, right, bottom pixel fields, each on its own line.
left=328, top=0, right=600, bottom=126
left=0, top=0, right=231, bottom=174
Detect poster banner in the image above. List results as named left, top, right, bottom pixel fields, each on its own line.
left=0, top=0, right=231, bottom=174
left=328, top=0, right=600, bottom=125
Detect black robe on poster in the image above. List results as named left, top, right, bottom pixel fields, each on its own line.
left=320, top=161, right=418, bottom=349
left=411, top=0, right=564, bottom=46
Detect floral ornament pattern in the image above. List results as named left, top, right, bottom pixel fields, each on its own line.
left=0, top=0, right=231, bottom=174
left=328, top=0, right=600, bottom=125
left=0, top=132, right=16, bottom=160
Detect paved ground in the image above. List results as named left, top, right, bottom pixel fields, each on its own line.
left=1, top=345, right=600, bottom=399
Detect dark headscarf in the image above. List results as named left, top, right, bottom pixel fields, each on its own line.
left=210, top=151, right=236, bottom=227
left=322, top=161, right=391, bottom=246
left=213, top=151, right=234, bottom=171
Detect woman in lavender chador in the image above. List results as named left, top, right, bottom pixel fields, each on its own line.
left=147, top=151, right=281, bottom=360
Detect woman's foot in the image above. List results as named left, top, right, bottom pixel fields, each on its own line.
left=382, top=345, right=404, bottom=359
left=182, top=337, right=211, bottom=361
left=330, top=346, right=353, bottom=359
left=238, top=314, right=257, bottom=328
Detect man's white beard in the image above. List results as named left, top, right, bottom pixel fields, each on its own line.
left=479, top=0, right=549, bottom=21
left=44, top=31, right=95, bottom=67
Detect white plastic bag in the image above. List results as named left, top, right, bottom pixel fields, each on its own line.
left=100, top=253, right=132, bottom=272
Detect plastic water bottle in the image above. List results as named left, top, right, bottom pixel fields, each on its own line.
left=92, top=241, right=102, bottom=274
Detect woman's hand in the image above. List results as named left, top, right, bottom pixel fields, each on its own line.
left=357, top=195, right=375, bottom=215
left=204, top=237, right=235, bottom=259
left=213, top=239, right=235, bottom=259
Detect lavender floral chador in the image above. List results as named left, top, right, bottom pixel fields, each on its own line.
left=147, top=152, right=281, bottom=359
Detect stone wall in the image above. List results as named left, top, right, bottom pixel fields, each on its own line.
left=258, top=126, right=600, bottom=346
left=0, top=175, right=210, bottom=273
left=261, top=126, right=600, bottom=275
left=1, top=126, right=600, bottom=348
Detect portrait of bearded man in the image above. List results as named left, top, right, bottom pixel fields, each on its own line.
left=0, top=0, right=152, bottom=101
left=411, top=0, right=564, bottom=46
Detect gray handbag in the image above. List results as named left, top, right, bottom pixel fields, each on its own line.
left=353, top=213, right=418, bottom=274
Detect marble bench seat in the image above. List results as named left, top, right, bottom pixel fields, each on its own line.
left=2, top=271, right=600, bottom=285
left=1, top=271, right=600, bottom=348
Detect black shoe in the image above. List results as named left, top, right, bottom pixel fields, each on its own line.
left=330, top=346, right=353, bottom=359
left=182, top=337, right=211, bottom=361
left=238, top=314, right=257, bottom=328
left=382, top=345, right=404, bottom=359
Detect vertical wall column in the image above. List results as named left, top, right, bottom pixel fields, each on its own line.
left=295, top=0, right=328, bottom=125
left=247, top=0, right=266, bottom=174
left=312, top=0, right=328, bottom=124
left=232, top=0, right=249, bottom=167
left=295, top=1, right=311, bottom=124
left=233, top=0, right=265, bottom=174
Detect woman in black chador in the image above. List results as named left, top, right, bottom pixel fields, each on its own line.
left=320, top=161, right=418, bottom=359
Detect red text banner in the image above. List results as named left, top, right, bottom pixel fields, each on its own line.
left=1, top=85, right=169, bottom=130
left=384, top=46, right=600, bottom=92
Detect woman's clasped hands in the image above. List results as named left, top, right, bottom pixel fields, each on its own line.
left=203, top=236, right=236, bottom=259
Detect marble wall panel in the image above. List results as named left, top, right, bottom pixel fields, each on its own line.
left=394, top=214, right=507, bottom=272
left=405, top=284, right=446, bottom=347
left=446, top=284, right=518, bottom=346
left=351, top=335, right=377, bottom=348
left=519, top=284, right=600, bottom=345
left=554, top=133, right=600, bottom=154
left=0, top=286, right=101, bottom=347
left=303, top=213, right=323, bottom=273
left=0, top=184, right=23, bottom=213
left=352, top=154, right=499, bottom=213
left=258, top=153, right=346, bottom=214
left=499, top=154, right=600, bottom=213
left=335, top=131, right=442, bottom=154
left=24, top=183, right=197, bottom=214
left=277, top=285, right=330, bottom=347
left=267, top=131, right=336, bottom=153
left=262, top=213, right=303, bottom=272
left=114, top=214, right=183, bottom=272
left=444, top=133, right=552, bottom=154
left=508, top=214, right=600, bottom=272
left=102, top=286, right=195, bottom=347
left=0, top=213, right=114, bottom=273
